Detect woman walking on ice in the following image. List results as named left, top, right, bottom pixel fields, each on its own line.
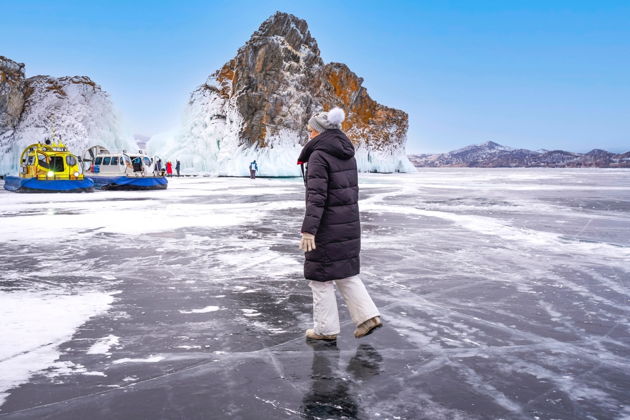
left=297, top=107, right=382, bottom=341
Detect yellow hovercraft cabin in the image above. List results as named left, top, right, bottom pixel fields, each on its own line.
left=4, top=140, right=94, bottom=193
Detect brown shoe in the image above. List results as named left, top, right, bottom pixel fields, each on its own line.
left=354, top=316, right=382, bottom=338
left=305, top=328, right=337, bottom=341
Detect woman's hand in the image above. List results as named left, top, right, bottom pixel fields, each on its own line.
left=299, top=233, right=316, bottom=252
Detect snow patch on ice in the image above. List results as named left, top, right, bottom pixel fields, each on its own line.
left=361, top=203, right=630, bottom=262
left=176, top=345, right=202, bottom=350
left=539, top=301, right=563, bottom=321
left=179, top=306, right=221, bottom=314
left=241, top=309, right=261, bottom=317
left=0, top=291, right=114, bottom=408
left=216, top=246, right=302, bottom=278
left=112, top=355, right=164, bottom=364
left=43, top=360, right=106, bottom=379
left=87, top=334, right=120, bottom=355
left=0, top=192, right=303, bottom=243
left=44, top=360, right=87, bottom=379
left=82, top=371, right=107, bottom=377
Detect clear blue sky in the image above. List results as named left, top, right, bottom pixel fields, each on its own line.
left=2, top=0, right=629, bottom=153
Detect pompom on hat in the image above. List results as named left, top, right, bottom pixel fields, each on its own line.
left=308, top=107, right=345, bottom=133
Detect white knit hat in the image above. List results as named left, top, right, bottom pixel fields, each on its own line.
left=308, top=107, right=345, bottom=132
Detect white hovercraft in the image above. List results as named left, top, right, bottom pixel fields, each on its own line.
left=82, top=145, right=167, bottom=190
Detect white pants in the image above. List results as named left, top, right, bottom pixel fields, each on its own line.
left=309, top=275, right=380, bottom=336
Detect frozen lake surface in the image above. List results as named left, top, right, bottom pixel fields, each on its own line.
left=0, top=169, right=629, bottom=419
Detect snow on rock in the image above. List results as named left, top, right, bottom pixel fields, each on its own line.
left=0, top=291, right=114, bottom=407
left=0, top=56, right=136, bottom=175
left=148, top=12, right=414, bottom=176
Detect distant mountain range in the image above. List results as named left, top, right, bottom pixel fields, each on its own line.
left=409, top=141, right=630, bottom=168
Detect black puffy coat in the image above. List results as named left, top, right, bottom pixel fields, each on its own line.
left=297, top=129, right=360, bottom=282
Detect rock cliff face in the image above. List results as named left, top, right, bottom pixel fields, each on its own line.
left=0, top=57, right=135, bottom=175
left=0, top=56, right=26, bottom=136
left=409, top=141, right=630, bottom=168
left=148, top=12, right=414, bottom=175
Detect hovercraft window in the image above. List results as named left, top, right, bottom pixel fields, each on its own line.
left=38, top=153, right=48, bottom=168
left=132, top=157, right=142, bottom=172
left=143, top=157, right=151, bottom=166
left=103, top=157, right=111, bottom=165
left=95, top=157, right=103, bottom=165
left=110, top=156, right=119, bottom=165
left=49, top=156, right=65, bottom=172
left=66, top=155, right=77, bottom=166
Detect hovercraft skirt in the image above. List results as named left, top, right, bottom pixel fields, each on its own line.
left=90, top=176, right=168, bottom=190
left=3, top=176, right=95, bottom=193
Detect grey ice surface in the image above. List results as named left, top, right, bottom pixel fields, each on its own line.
left=0, top=169, right=629, bottom=420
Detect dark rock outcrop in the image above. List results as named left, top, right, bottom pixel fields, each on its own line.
left=210, top=11, right=410, bottom=151
left=154, top=11, right=413, bottom=175
left=0, top=56, right=26, bottom=134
